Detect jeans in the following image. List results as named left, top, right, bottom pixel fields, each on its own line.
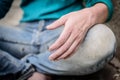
left=0, top=20, right=116, bottom=76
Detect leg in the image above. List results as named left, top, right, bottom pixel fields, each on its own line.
left=0, top=48, right=37, bottom=80
left=0, top=21, right=52, bottom=80
left=23, top=24, right=116, bottom=75
left=0, top=22, right=40, bottom=58
left=0, top=49, right=25, bottom=75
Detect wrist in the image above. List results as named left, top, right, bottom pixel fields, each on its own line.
left=89, top=3, right=108, bottom=24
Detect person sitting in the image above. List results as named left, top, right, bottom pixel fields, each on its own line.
left=0, top=0, right=116, bottom=80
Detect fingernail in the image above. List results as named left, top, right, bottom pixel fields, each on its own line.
left=49, top=58, right=57, bottom=62
left=49, top=57, right=54, bottom=61
left=48, top=46, right=52, bottom=51
left=50, top=50, right=56, bottom=53
left=57, top=57, right=63, bottom=60
left=46, top=25, right=51, bottom=29
left=46, top=26, right=49, bottom=29
left=49, top=55, right=55, bottom=61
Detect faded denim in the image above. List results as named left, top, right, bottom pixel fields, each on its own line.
left=0, top=20, right=116, bottom=76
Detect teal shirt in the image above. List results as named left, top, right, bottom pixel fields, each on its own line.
left=20, top=0, right=113, bottom=22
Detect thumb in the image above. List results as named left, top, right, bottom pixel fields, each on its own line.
left=47, top=16, right=67, bottom=30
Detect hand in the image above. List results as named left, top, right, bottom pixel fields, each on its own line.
left=47, top=8, right=95, bottom=61
left=47, top=3, right=108, bottom=61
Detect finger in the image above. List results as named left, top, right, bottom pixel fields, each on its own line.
left=49, top=24, right=72, bottom=51
left=49, top=29, right=77, bottom=60
left=49, top=20, right=86, bottom=60
left=57, top=21, right=88, bottom=59
left=47, top=15, right=67, bottom=30
left=49, top=46, right=67, bottom=61
left=63, top=27, right=87, bottom=59
left=64, top=42, right=80, bottom=59
left=57, top=33, right=84, bottom=60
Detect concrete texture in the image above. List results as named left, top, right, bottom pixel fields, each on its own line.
left=0, top=0, right=120, bottom=80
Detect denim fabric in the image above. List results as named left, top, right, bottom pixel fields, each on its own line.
left=22, top=24, right=116, bottom=75
left=0, top=20, right=116, bottom=76
left=0, top=20, right=61, bottom=75
left=0, top=49, right=24, bottom=75
left=0, top=20, right=54, bottom=58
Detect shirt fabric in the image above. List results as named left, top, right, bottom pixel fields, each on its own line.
left=0, top=0, right=113, bottom=22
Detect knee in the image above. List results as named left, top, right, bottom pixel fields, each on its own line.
left=83, top=24, right=116, bottom=57
left=86, top=24, right=116, bottom=55
left=57, top=24, right=116, bottom=75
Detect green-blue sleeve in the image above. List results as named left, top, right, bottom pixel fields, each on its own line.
left=84, top=0, right=113, bottom=22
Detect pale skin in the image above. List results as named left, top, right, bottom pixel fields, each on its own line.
left=28, top=3, right=108, bottom=80
left=47, top=3, right=108, bottom=61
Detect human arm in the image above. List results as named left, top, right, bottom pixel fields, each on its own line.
left=0, top=0, right=13, bottom=19
left=47, top=0, right=113, bottom=61
left=85, top=0, right=113, bottom=22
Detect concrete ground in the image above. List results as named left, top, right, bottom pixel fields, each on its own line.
left=0, top=0, right=120, bottom=80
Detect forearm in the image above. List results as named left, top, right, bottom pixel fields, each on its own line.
left=0, top=0, right=13, bottom=19
left=90, top=3, right=109, bottom=24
